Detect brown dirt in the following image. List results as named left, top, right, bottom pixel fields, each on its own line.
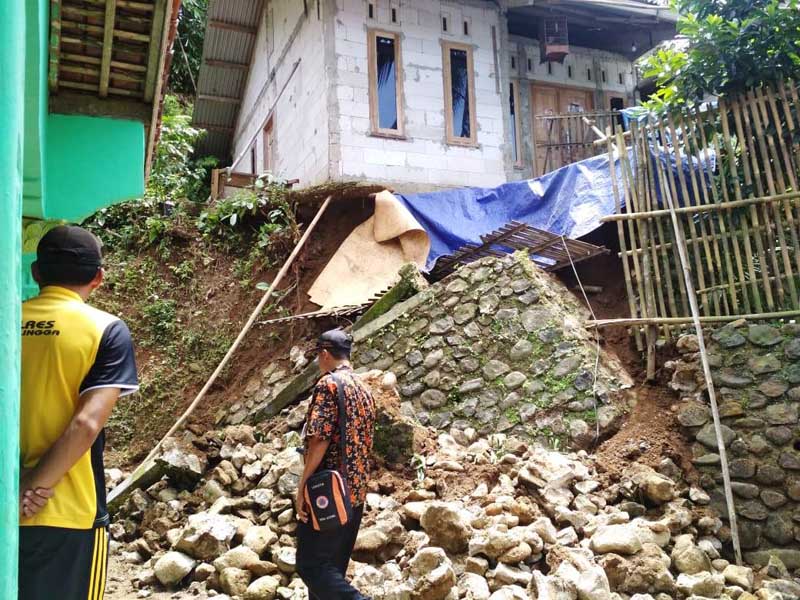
left=104, top=196, right=376, bottom=467
left=593, top=384, right=696, bottom=485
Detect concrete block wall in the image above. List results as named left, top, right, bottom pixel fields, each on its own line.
left=330, top=0, right=509, bottom=189
left=231, top=0, right=332, bottom=186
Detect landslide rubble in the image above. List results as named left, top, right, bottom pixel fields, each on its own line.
left=107, top=371, right=800, bottom=600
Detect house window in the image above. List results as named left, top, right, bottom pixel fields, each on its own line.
left=391, top=7, right=397, bottom=23
left=368, top=30, right=404, bottom=136
left=618, top=72, right=624, bottom=85
left=511, top=56, right=516, bottom=70
left=368, top=3, right=374, bottom=19
left=567, top=65, right=573, bottom=78
left=547, top=62, right=553, bottom=75
left=602, top=70, right=607, bottom=83
left=527, top=58, right=532, bottom=72
left=587, top=68, right=592, bottom=81
left=442, top=16, right=448, bottom=32
left=443, top=42, right=477, bottom=145
left=509, top=81, right=522, bottom=166
left=263, top=118, right=274, bottom=173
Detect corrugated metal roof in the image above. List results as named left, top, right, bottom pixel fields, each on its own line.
left=192, top=0, right=263, bottom=161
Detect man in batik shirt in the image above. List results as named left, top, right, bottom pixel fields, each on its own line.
left=295, top=329, right=376, bottom=600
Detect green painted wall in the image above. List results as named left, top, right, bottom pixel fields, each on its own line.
left=22, top=0, right=48, bottom=218
left=45, top=115, right=145, bottom=222
left=1, top=0, right=25, bottom=595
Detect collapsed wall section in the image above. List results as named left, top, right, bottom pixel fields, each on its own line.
left=669, top=322, right=800, bottom=565
left=351, top=254, right=632, bottom=448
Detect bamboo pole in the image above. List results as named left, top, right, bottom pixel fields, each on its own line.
left=605, top=132, right=643, bottom=350
left=691, top=108, right=739, bottom=314
left=745, top=90, right=794, bottom=306
left=677, top=114, right=722, bottom=315
left=619, top=126, right=658, bottom=377
left=600, top=191, right=800, bottom=221
left=709, top=107, right=752, bottom=314
left=639, top=119, right=677, bottom=334
left=134, top=196, right=332, bottom=470
left=756, top=88, right=800, bottom=306
left=665, top=115, right=711, bottom=314
left=657, top=148, right=744, bottom=567
left=726, top=98, right=767, bottom=312
left=586, top=308, right=800, bottom=328
left=647, top=122, right=692, bottom=314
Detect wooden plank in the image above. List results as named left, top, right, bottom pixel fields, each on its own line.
left=208, top=19, right=258, bottom=34
left=194, top=122, right=235, bottom=133
left=143, top=0, right=167, bottom=102
left=49, top=0, right=62, bottom=92
left=82, top=0, right=154, bottom=11
left=59, top=79, right=140, bottom=96
left=100, top=0, right=118, bottom=97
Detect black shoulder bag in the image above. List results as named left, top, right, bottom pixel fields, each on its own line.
left=302, top=372, right=353, bottom=531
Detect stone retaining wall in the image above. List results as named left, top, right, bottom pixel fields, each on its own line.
left=669, top=322, right=800, bottom=564
left=351, top=254, right=632, bottom=448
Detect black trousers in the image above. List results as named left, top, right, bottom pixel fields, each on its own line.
left=19, top=525, right=109, bottom=600
left=296, top=504, right=368, bottom=600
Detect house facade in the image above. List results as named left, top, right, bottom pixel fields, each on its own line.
left=194, top=0, right=676, bottom=190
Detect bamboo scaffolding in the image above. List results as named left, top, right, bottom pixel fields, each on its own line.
left=607, top=81, right=800, bottom=350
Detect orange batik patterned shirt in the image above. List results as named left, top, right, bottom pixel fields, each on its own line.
left=304, top=365, right=376, bottom=506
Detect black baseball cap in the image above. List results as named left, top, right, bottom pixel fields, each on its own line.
left=315, top=329, right=352, bottom=354
left=36, top=225, right=103, bottom=285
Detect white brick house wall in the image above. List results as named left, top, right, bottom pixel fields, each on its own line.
left=230, top=0, right=638, bottom=189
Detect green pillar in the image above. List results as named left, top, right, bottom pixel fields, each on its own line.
left=0, top=0, right=24, bottom=595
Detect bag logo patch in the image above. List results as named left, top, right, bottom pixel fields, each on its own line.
left=316, top=496, right=330, bottom=510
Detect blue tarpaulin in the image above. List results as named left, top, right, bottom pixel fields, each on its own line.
left=396, top=152, right=624, bottom=272
left=397, top=140, right=716, bottom=272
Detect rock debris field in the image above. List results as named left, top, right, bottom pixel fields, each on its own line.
left=105, top=370, right=800, bottom=600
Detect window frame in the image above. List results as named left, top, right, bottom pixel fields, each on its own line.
left=442, top=40, right=478, bottom=147
left=367, top=28, right=405, bottom=139
left=509, top=79, right=523, bottom=168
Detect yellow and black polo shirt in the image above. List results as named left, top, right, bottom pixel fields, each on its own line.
left=20, top=286, right=138, bottom=530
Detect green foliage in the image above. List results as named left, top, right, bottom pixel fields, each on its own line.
left=141, top=297, right=177, bottom=344
left=169, top=0, right=208, bottom=95
left=642, top=0, right=800, bottom=111
left=148, top=95, right=217, bottom=204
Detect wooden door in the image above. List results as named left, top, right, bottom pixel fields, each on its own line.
left=531, top=85, right=559, bottom=176
left=531, top=84, right=594, bottom=175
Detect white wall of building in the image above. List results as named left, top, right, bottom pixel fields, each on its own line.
left=331, top=0, right=509, bottom=189
left=229, top=0, right=639, bottom=189
left=231, top=0, right=332, bottom=186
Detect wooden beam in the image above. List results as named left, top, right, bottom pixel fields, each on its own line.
left=100, top=0, right=118, bottom=97
left=208, top=19, right=258, bottom=35
left=49, top=0, right=62, bottom=92
left=81, top=0, right=154, bottom=11
left=60, top=79, right=140, bottom=96
left=203, top=58, right=250, bottom=70
left=49, top=90, right=152, bottom=121
left=143, top=0, right=167, bottom=102
left=197, top=94, right=241, bottom=105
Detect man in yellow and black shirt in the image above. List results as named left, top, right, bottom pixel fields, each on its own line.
left=19, top=225, right=138, bottom=600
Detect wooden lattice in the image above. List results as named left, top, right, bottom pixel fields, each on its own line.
left=601, top=81, right=800, bottom=349
left=430, top=221, right=608, bottom=280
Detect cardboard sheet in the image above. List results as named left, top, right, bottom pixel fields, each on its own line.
left=308, top=191, right=430, bottom=310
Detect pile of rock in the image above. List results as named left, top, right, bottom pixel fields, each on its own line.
left=109, top=373, right=800, bottom=600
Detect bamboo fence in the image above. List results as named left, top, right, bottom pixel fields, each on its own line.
left=600, top=80, right=800, bottom=352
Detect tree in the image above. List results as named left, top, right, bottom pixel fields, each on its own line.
left=169, top=0, right=208, bottom=95
left=643, top=0, right=800, bottom=110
